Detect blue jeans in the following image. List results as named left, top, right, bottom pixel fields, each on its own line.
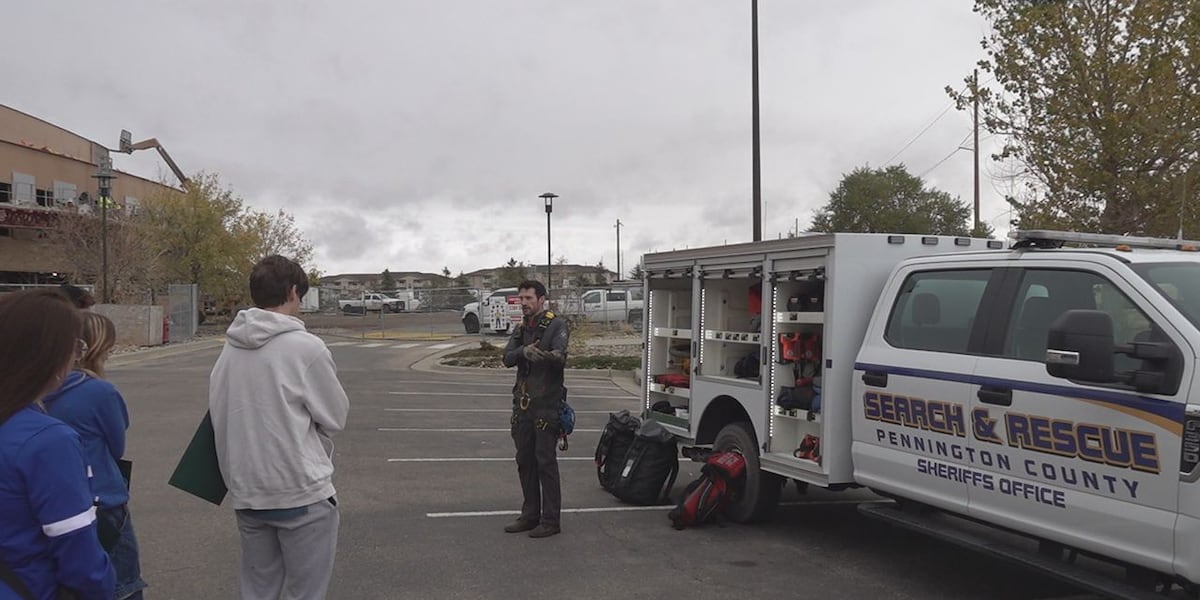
left=97, top=504, right=148, bottom=600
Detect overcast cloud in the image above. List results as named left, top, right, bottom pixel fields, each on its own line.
left=5, top=1, right=1013, bottom=278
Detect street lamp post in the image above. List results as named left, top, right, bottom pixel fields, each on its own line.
left=540, top=192, right=557, bottom=297
left=92, top=161, right=117, bottom=303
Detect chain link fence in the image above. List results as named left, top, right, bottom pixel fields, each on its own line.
left=167, top=283, right=198, bottom=343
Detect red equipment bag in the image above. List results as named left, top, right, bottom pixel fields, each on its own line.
left=667, top=451, right=748, bottom=530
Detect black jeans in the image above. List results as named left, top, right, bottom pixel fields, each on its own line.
left=511, top=413, right=561, bottom=526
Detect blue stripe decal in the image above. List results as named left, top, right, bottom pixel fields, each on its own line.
left=854, top=362, right=1185, bottom=424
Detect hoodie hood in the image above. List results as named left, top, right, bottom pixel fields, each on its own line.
left=225, top=307, right=306, bottom=349
left=43, top=371, right=90, bottom=408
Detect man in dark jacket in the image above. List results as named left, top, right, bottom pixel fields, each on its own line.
left=502, top=280, right=569, bottom=538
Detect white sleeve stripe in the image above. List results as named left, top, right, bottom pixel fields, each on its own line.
left=42, top=506, right=97, bottom=537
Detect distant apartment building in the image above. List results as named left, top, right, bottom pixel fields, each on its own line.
left=321, top=271, right=448, bottom=297
left=0, top=104, right=178, bottom=284
left=461, top=264, right=619, bottom=292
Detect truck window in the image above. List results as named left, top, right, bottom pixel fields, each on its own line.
left=606, top=292, right=625, bottom=302
left=884, top=270, right=990, bottom=354
left=582, top=291, right=600, bottom=303
left=1002, top=269, right=1152, bottom=370
left=1133, top=262, right=1200, bottom=330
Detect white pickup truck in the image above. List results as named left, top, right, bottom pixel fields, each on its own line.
left=579, top=287, right=644, bottom=328
left=642, top=230, right=1200, bottom=597
left=461, top=287, right=522, bottom=334
left=340, top=292, right=406, bottom=313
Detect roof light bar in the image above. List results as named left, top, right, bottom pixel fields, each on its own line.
left=1010, top=229, right=1200, bottom=251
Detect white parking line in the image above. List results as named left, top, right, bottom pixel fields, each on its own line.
left=426, top=500, right=887, bottom=519
left=378, top=428, right=603, bottom=433
left=359, top=343, right=388, bottom=348
left=388, top=392, right=633, bottom=399
left=383, top=408, right=615, bottom=413
left=387, top=457, right=597, bottom=463
left=427, top=343, right=458, bottom=349
left=326, top=341, right=357, bottom=347
left=391, top=379, right=621, bottom=390
left=391, top=343, right=419, bottom=349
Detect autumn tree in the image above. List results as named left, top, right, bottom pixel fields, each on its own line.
left=140, top=172, right=316, bottom=305
left=50, top=205, right=160, bottom=302
left=810, top=166, right=984, bottom=235
left=957, top=0, right=1200, bottom=234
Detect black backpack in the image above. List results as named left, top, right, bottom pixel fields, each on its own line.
left=609, top=420, right=680, bottom=505
left=594, top=410, right=641, bottom=491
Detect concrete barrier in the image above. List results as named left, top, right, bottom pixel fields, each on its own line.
left=93, top=304, right=165, bottom=347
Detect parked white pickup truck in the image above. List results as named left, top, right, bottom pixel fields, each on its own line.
left=340, top=292, right=406, bottom=313
left=461, top=287, right=521, bottom=334
left=579, top=287, right=643, bottom=328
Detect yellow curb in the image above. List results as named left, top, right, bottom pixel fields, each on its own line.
left=360, top=331, right=455, bottom=341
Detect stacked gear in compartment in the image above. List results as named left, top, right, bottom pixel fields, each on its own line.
left=776, top=331, right=822, bottom=412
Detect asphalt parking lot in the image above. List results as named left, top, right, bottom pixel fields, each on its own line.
left=105, top=330, right=1103, bottom=600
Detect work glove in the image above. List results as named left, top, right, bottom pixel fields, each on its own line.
left=523, top=345, right=549, bottom=362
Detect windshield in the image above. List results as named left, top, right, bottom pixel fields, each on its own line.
left=1133, top=262, right=1200, bottom=329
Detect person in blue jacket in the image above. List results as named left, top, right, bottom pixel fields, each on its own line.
left=0, top=289, right=114, bottom=600
left=44, top=311, right=146, bottom=600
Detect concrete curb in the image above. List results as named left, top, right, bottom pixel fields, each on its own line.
left=108, top=336, right=225, bottom=368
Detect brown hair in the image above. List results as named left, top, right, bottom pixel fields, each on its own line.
left=0, top=290, right=82, bottom=423
left=250, top=255, right=309, bottom=309
left=79, top=312, right=117, bottom=378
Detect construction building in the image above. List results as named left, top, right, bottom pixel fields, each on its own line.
left=0, top=104, right=180, bottom=284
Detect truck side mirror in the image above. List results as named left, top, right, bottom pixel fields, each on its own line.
left=1045, top=310, right=1117, bottom=383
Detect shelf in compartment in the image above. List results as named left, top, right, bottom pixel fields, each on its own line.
left=648, top=382, right=691, bottom=398
left=774, top=311, right=825, bottom=324
left=653, top=327, right=692, bottom=340
left=703, top=330, right=762, bottom=344
left=647, top=412, right=690, bottom=430
left=696, top=375, right=762, bottom=388
left=773, top=408, right=822, bottom=423
left=762, top=451, right=823, bottom=473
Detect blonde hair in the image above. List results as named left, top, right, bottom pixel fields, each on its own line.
left=79, top=312, right=116, bottom=377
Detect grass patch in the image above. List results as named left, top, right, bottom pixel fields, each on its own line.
left=568, top=355, right=640, bottom=371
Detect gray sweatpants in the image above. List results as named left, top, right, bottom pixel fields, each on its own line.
left=235, top=498, right=340, bottom=600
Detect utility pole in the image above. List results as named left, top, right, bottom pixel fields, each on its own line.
left=751, top=0, right=762, bottom=242
left=614, top=219, right=623, bottom=280
left=972, top=68, right=981, bottom=231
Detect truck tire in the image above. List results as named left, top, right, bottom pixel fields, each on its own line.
left=342, top=304, right=353, bottom=313
left=627, top=309, right=643, bottom=332
left=463, top=313, right=480, bottom=334
left=714, top=421, right=783, bottom=523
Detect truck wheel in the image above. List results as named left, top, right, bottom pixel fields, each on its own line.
left=627, top=309, right=643, bottom=332
left=714, top=421, right=783, bottom=523
left=463, top=313, right=480, bottom=334
left=342, top=304, right=353, bottom=313
left=381, top=304, right=391, bottom=313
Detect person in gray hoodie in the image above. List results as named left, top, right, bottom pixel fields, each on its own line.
left=209, top=255, right=349, bottom=600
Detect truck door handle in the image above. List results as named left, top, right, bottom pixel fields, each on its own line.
left=978, top=386, right=1012, bottom=406
left=861, top=371, right=888, bottom=388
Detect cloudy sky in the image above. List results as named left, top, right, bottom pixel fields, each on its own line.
left=6, top=1, right=1015, bottom=279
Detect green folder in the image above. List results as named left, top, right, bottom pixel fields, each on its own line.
left=168, top=411, right=227, bottom=505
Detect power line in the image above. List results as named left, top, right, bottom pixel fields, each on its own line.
left=918, top=131, right=974, bottom=178
left=881, top=76, right=996, bottom=168
left=882, top=101, right=958, bottom=167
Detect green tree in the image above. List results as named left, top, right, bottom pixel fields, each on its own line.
left=593, top=261, right=609, bottom=285
left=497, top=258, right=529, bottom=287
left=381, top=269, right=396, bottom=290
left=141, top=171, right=318, bottom=306
left=956, top=0, right=1200, bottom=234
left=142, top=172, right=254, bottom=303
left=628, top=263, right=646, bottom=281
left=810, top=166, right=977, bottom=235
